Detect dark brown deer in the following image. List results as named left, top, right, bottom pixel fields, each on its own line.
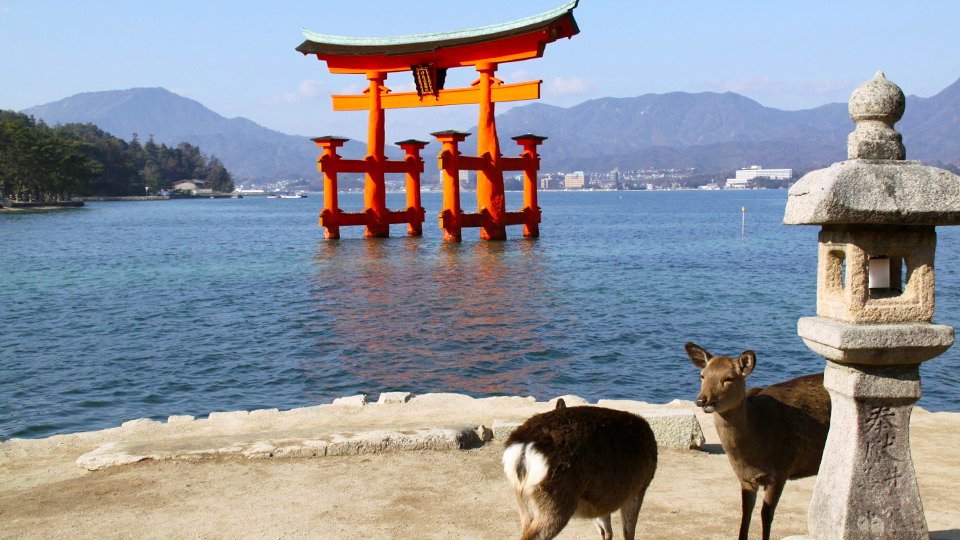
left=685, top=342, right=830, bottom=540
left=503, top=399, right=658, bottom=540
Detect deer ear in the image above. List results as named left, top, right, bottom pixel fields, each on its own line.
left=685, top=342, right=710, bottom=368
left=738, top=351, right=756, bottom=376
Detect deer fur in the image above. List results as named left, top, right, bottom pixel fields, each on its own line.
left=503, top=399, right=658, bottom=540
left=685, top=342, right=830, bottom=540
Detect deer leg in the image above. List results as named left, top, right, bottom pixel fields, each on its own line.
left=520, top=490, right=576, bottom=540
left=593, top=514, right=613, bottom=540
left=513, top=490, right=533, bottom=533
left=738, top=483, right=757, bottom=540
left=760, top=480, right=785, bottom=540
left=619, top=488, right=646, bottom=540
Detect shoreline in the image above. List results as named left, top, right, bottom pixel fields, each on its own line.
left=0, top=200, right=84, bottom=212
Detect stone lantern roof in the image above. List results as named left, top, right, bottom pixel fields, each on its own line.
left=783, top=71, right=960, bottom=226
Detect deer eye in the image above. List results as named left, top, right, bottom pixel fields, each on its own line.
left=722, top=378, right=732, bottom=385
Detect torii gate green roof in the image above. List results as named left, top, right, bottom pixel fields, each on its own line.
left=296, top=0, right=578, bottom=58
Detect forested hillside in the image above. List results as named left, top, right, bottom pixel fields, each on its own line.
left=0, top=111, right=232, bottom=202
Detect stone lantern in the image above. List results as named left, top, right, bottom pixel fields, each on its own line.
left=783, top=71, right=960, bottom=540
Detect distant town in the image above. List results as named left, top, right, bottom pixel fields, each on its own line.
left=234, top=165, right=796, bottom=196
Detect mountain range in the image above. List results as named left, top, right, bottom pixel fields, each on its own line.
left=22, top=88, right=372, bottom=182
left=21, top=77, right=960, bottom=182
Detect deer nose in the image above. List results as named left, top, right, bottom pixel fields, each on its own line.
left=695, top=395, right=707, bottom=408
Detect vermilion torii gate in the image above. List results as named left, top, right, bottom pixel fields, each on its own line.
left=297, top=1, right=579, bottom=240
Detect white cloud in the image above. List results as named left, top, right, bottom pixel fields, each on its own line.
left=797, top=78, right=855, bottom=97
left=389, top=80, right=417, bottom=94
left=507, top=68, right=535, bottom=83
left=338, top=82, right=366, bottom=95
left=261, top=79, right=327, bottom=105
left=547, top=76, right=596, bottom=97
left=297, top=79, right=324, bottom=98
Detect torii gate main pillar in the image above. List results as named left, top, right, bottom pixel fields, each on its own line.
left=364, top=71, right=389, bottom=238
left=476, top=62, right=506, bottom=240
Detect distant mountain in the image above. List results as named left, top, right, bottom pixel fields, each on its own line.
left=21, top=78, right=960, bottom=182
left=494, top=78, right=960, bottom=173
left=22, top=88, right=371, bottom=182
left=900, top=77, right=960, bottom=164
left=492, top=93, right=851, bottom=172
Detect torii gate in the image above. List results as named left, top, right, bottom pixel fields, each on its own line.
left=297, top=1, right=579, bottom=240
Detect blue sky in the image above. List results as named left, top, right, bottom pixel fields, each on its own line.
left=3, top=1, right=960, bottom=142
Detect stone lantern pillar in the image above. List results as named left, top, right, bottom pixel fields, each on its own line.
left=783, top=71, right=960, bottom=540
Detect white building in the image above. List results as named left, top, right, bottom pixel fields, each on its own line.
left=735, top=165, right=793, bottom=181
left=725, top=178, right=750, bottom=189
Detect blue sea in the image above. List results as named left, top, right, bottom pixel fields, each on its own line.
left=2, top=190, right=959, bottom=439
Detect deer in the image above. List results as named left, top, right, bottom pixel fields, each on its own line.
left=685, top=342, right=830, bottom=540
left=502, top=399, right=658, bottom=540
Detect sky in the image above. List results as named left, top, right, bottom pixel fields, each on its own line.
left=3, top=1, right=960, bottom=142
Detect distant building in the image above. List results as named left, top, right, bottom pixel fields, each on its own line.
left=459, top=169, right=476, bottom=189
left=725, top=178, right=750, bottom=189
left=540, top=174, right=562, bottom=190
left=564, top=171, right=586, bottom=189
left=735, top=165, right=793, bottom=181
left=173, top=180, right=212, bottom=195
left=173, top=180, right=204, bottom=192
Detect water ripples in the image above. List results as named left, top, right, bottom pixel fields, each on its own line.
left=2, top=192, right=959, bottom=438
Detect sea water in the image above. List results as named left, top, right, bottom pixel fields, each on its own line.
left=2, top=190, right=959, bottom=439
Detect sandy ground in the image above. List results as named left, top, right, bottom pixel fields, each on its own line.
left=1, top=398, right=958, bottom=540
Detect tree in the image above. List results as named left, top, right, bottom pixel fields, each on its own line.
left=204, top=156, right=233, bottom=193
left=0, top=110, right=236, bottom=200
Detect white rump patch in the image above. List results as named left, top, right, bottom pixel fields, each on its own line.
left=502, top=443, right=525, bottom=489
left=524, top=445, right=549, bottom=489
left=502, top=443, right=550, bottom=492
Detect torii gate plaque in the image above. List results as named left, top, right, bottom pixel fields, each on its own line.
left=297, top=1, right=579, bottom=240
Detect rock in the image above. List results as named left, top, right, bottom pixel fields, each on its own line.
left=377, top=392, right=413, bottom=404
left=332, top=395, right=368, bottom=407
left=121, top=418, right=160, bottom=429
left=492, top=419, right=521, bottom=441
left=207, top=410, right=250, bottom=423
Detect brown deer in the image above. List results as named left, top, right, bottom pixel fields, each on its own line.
left=685, top=342, right=830, bottom=540
left=503, top=399, right=658, bottom=540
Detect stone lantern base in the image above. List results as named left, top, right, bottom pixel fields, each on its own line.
left=801, top=361, right=927, bottom=539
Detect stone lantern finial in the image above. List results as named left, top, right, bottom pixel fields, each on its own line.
left=847, top=70, right=906, bottom=160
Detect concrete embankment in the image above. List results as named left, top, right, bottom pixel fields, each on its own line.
left=0, top=393, right=705, bottom=471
